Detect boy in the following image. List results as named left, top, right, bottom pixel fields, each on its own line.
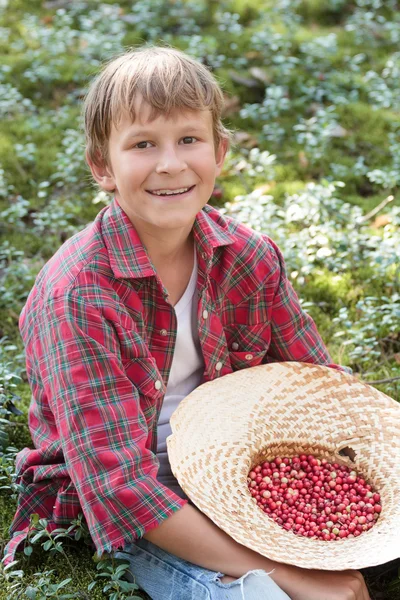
left=3, top=46, right=370, bottom=599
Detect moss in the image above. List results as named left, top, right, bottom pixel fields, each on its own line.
left=0, top=544, right=150, bottom=599
left=6, top=421, right=32, bottom=453
left=297, top=0, right=353, bottom=25
left=0, top=310, right=20, bottom=346
left=0, top=134, right=17, bottom=177
left=0, top=227, right=50, bottom=259
left=335, top=102, right=393, bottom=154
left=0, top=495, right=18, bottom=543
left=217, top=177, right=248, bottom=201
left=0, top=535, right=151, bottom=599
left=303, top=270, right=354, bottom=312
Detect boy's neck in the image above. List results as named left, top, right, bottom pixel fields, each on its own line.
left=134, top=222, right=196, bottom=307
left=131, top=217, right=195, bottom=270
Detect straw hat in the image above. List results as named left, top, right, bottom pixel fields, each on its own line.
left=167, top=361, right=400, bottom=571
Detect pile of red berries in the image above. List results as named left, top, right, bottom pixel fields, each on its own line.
left=247, top=454, right=382, bottom=540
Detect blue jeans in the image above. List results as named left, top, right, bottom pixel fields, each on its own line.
left=113, top=537, right=292, bottom=600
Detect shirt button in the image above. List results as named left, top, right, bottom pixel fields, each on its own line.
left=155, top=380, right=162, bottom=390
left=231, top=342, right=239, bottom=350
left=245, top=354, right=253, bottom=360
left=215, top=361, right=223, bottom=371
left=202, top=310, right=209, bottom=319
left=201, top=251, right=207, bottom=260
left=160, top=329, right=168, bottom=336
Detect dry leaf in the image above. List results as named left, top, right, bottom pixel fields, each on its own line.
left=228, top=71, right=261, bottom=88
left=299, top=151, right=309, bottom=169
left=222, top=95, right=241, bottom=118
left=372, top=214, right=392, bottom=228
left=255, top=183, right=275, bottom=194
left=394, top=353, right=400, bottom=364
left=232, top=131, right=252, bottom=143
left=330, top=125, right=348, bottom=138
left=308, top=102, right=321, bottom=115
left=234, top=159, right=248, bottom=172
left=231, top=131, right=259, bottom=148
left=249, top=67, right=271, bottom=85
left=245, top=51, right=262, bottom=60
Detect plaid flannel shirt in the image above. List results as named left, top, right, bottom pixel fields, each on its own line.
left=3, top=198, right=351, bottom=566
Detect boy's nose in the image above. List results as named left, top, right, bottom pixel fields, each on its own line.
left=155, top=147, right=187, bottom=175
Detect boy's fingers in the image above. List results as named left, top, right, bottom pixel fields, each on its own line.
left=361, top=581, right=371, bottom=600
left=350, top=571, right=370, bottom=600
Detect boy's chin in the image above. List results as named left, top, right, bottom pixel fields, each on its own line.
left=151, top=215, right=198, bottom=230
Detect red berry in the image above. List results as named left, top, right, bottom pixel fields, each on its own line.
left=248, top=454, right=381, bottom=541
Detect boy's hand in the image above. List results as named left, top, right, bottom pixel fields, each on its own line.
left=277, top=566, right=371, bottom=600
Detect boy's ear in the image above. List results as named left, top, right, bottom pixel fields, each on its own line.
left=86, top=150, right=116, bottom=192
left=215, top=138, right=229, bottom=177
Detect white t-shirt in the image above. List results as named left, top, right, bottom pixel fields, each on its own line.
left=156, top=248, right=204, bottom=500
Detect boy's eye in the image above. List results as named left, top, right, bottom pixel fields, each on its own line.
left=133, top=137, right=197, bottom=149
left=181, top=136, right=197, bottom=144
left=135, top=141, right=151, bottom=149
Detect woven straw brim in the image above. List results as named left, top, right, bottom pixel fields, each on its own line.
left=167, top=362, right=400, bottom=571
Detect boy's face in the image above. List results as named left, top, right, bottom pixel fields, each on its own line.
left=89, top=99, right=228, bottom=238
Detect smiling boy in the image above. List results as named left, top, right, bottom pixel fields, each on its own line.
left=3, top=46, right=370, bottom=600
left=89, top=99, right=226, bottom=307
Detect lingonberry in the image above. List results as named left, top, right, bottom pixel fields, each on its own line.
left=247, top=454, right=381, bottom=541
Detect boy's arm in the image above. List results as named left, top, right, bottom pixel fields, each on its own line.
left=144, top=502, right=293, bottom=583
left=32, top=290, right=188, bottom=557
left=144, top=503, right=370, bottom=600
left=265, top=238, right=352, bottom=375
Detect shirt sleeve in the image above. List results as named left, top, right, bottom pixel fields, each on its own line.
left=34, top=290, right=188, bottom=557
left=265, top=238, right=353, bottom=376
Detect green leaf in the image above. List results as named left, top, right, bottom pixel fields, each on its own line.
left=115, top=563, right=130, bottom=577
left=2, top=559, right=22, bottom=571
left=118, top=580, right=138, bottom=592
left=52, top=528, right=68, bottom=534
left=30, top=514, right=40, bottom=526
left=23, top=545, right=33, bottom=556
left=87, top=581, right=98, bottom=591
left=57, top=578, right=72, bottom=588
left=42, top=540, right=52, bottom=551
left=92, top=551, right=102, bottom=563
left=25, top=586, right=37, bottom=599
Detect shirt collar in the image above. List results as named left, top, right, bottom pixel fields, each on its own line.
left=102, top=197, right=235, bottom=280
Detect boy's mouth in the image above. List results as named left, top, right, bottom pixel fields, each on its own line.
left=147, top=185, right=196, bottom=197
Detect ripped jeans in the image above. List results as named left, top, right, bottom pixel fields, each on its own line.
left=113, top=537, right=292, bottom=600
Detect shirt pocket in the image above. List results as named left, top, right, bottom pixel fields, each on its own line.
left=224, top=322, right=270, bottom=371
left=228, top=350, right=266, bottom=371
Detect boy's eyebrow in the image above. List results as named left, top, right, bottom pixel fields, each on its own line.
left=123, top=123, right=209, bottom=140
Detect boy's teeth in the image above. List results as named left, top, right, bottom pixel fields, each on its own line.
left=152, top=187, right=190, bottom=196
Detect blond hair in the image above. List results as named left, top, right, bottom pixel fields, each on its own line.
left=83, top=45, right=232, bottom=167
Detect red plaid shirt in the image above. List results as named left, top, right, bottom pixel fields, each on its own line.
left=3, top=198, right=351, bottom=566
